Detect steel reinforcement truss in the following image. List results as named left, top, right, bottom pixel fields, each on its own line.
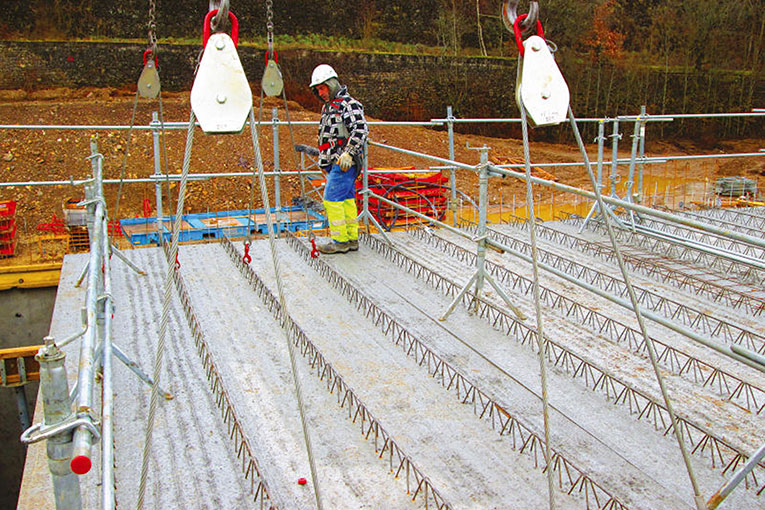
left=219, top=235, right=452, bottom=510
left=360, top=232, right=765, bottom=495
left=282, top=231, right=627, bottom=510
left=698, top=208, right=765, bottom=231
left=670, top=209, right=765, bottom=240
left=504, top=217, right=765, bottom=316
left=633, top=215, right=765, bottom=261
left=414, top=227, right=765, bottom=414
left=161, top=244, right=274, bottom=509
left=570, top=216, right=765, bottom=285
left=478, top=225, right=765, bottom=356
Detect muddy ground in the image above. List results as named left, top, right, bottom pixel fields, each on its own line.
left=0, top=87, right=763, bottom=265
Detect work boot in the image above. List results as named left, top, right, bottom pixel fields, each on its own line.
left=317, top=241, right=350, bottom=254
left=348, top=239, right=359, bottom=251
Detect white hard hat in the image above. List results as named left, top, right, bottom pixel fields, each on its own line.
left=309, top=64, right=338, bottom=88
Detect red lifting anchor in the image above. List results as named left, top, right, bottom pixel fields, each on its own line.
left=242, top=240, right=252, bottom=264
left=203, top=9, right=239, bottom=48
left=174, top=252, right=180, bottom=270
left=310, top=238, right=319, bottom=258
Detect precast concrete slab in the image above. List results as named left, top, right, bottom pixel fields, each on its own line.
left=18, top=220, right=765, bottom=510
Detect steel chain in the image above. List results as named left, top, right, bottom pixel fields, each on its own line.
left=147, top=0, right=157, bottom=50
left=266, top=0, right=275, bottom=54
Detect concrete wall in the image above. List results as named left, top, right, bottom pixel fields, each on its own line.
left=0, top=287, right=56, bottom=510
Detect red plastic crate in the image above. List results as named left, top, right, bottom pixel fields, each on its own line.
left=0, top=200, right=17, bottom=231
left=0, top=238, right=16, bottom=258
left=0, top=223, right=17, bottom=242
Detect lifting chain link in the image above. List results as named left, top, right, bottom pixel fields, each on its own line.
left=147, top=0, right=157, bottom=51
left=266, top=0, right=275, bottom=55
left=502, top=0, right=539, bottom=38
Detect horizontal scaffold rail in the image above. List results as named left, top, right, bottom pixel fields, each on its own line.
left=361, top=232, right=765, bottom=494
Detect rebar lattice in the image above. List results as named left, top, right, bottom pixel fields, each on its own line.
left=162, top=243, right=273, bottom=509
left=414, top=227, right=765, bottom=414
left=220, top=236, right=452, bottom=510
left=362, top=232, right=765, bottom=495
left=284, top=231, right=627, bottom=510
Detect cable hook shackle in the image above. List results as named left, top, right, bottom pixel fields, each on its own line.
left=203, top=9, right=239, bottom=48
left=513, top=14, right=544, bottom=57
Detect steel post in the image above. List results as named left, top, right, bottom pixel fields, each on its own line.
left=474, top=148, right=490, bottom=306
left=637, top=105, right=647, bottom=204
left=100, top=216, right=115, bottom=510
left=272, top=108, right=281, bottom=217
left=36, top=336, right=82, bottom=510
left=14, top=386, right=31, bottom=432
left=609, top=119, right=620, bottom=197
left=151, top=112, right=164, bottom=246
left=446, top=106, right=457, bottom=226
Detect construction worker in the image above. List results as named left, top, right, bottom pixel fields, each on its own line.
left=310, top=64, right=369, bottom=254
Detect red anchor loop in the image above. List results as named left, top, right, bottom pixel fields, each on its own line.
left=310, top=238, right=319, bottom=258
left=243, top=241, right=252, bottom=264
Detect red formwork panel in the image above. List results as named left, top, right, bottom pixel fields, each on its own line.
left=357, top=170, right=449, bottom=229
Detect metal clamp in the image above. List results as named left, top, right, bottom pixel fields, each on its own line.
left=21, top=413, right=102, bottom=445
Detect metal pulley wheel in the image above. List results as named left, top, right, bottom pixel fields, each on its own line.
left=137, top=50, right=161, bottom=99
left=190, top=10, right=252, bottom=134
left=262, top=52, right=284, bottom=97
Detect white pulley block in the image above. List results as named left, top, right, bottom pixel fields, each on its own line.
left=516, top=35, right=569, bottom=127
left=262, top=58, right=284, bottom=97
left=190, top=32, right=252, bottom=134
left=137, top=59, right=160, bottom=99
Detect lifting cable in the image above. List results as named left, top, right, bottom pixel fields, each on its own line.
left=243, top=2, right=325, bottom=505
left=508, top=1, right=705, bottom=508
left=504, top=3, right=556, bottom=509
left=137, top=2, right=324, bottom=508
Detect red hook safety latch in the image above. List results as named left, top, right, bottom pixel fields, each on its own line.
left=203, top=9, right=239, bottom=48
left=243, top=240, right=252, bottom=264
left=142, top=49, right=159, bottom=68
left=513, top=14, right=544, bottom=57
left=174, top=252, right=181, bottom=270
left=310, top=238, right=319, bottom=258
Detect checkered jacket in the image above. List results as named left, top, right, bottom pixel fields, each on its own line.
left=317, top=86, right=368, bottom=170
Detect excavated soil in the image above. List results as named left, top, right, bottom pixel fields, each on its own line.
left=0, top=87, right=762, bottom=265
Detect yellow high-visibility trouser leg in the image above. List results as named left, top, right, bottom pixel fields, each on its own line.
left=343, top=198, right=359, bottom=241
left=324, top=199, right=349, bottom=243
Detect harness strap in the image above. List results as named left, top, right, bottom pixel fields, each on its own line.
left=318, top=137, right=346, bottom=151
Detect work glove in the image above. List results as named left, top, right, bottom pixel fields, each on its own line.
left=337, top=151, right=353, bottom=171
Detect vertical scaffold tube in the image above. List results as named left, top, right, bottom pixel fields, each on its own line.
left=37, top=336, right=82, bottom=510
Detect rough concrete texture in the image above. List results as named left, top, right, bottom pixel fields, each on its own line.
left=18, top=211, right=765, bottom=509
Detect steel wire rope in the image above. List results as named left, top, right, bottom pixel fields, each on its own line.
left=566, top=106, right=706, bottom=509
left=246, top=107, right=325, bottom=510
left=136, top=108, right=196, bottom=510
left=517, top=63, right=556, bottom=510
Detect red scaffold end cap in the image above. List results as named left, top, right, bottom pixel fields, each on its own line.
left=71, top=455, right=92, bottom=475
left=297, top=477, right=307, bottom=485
